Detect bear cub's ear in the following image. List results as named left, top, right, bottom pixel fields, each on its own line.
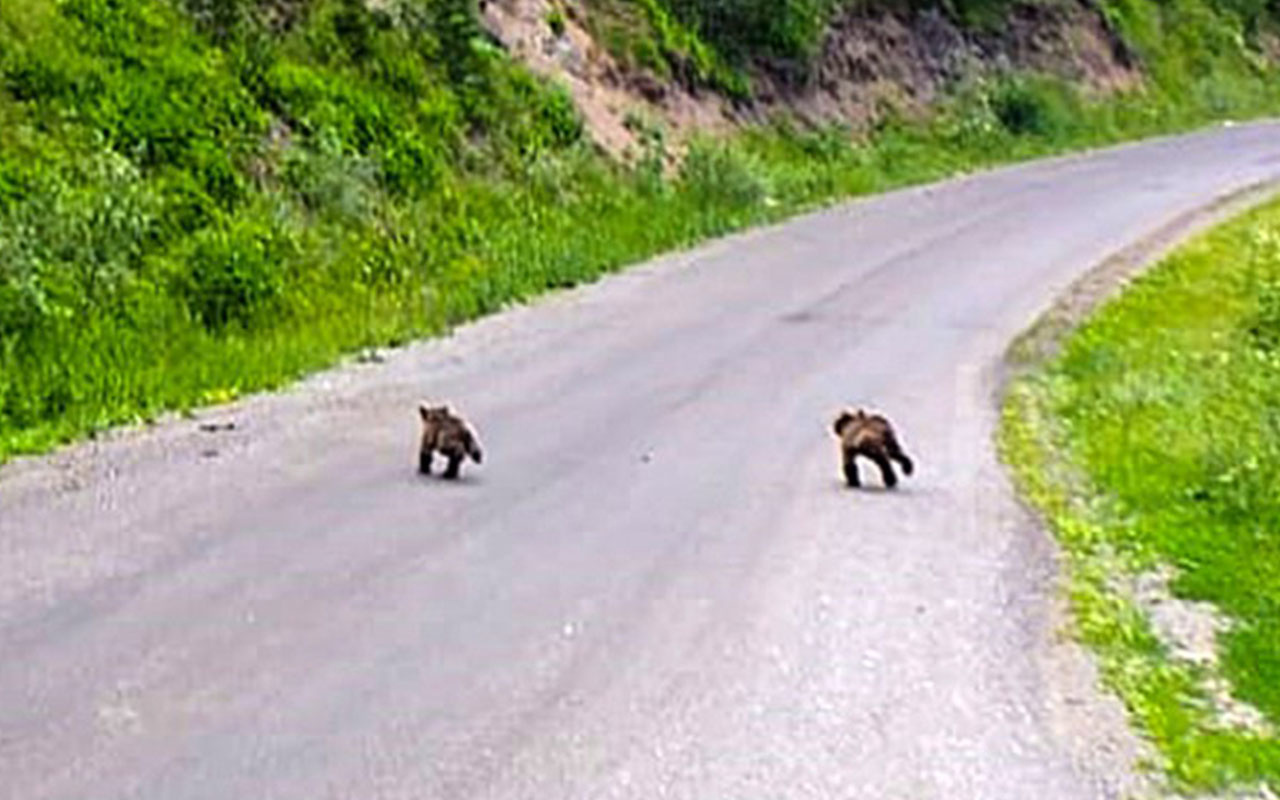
left=419, top=403, right=448, bottom=421
left=833, top=410, right=855, bottom=437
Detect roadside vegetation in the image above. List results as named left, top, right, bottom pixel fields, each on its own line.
left=3, top=0, right=1280, bottom=462
left=1002, top=198, right=1280, bottom=793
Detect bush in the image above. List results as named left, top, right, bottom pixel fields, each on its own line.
left=178, top=213, right=294, bottom=330
left=989, top=77, right=1077, bottom=138
left=661, top=0, right=835, bottom=65
left=679, top=138, right=770, bottom=208
left=0, top=252, right=49, bottom=341
left=0, top=149, right=158, bottom=340
left=584, top=0, right=750, bottom=96
left=547, top=8, right=567, bottom=37
left=281, top=131, right=379, bottom=219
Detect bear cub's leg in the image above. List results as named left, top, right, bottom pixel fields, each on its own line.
left=843, top=453, right=861, bottom=488
left=871, top=451, right=898, bottom=488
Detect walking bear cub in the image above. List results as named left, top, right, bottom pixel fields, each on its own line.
left=832, top=408, right=914, bottom=489
left=418, top=404, right=483, bottom=479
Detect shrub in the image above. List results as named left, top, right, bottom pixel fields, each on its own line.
left=989, top=77, right=1078, bottom=138
left=547, top=8, right=567, bottom=37
left=178, top=213, right=294, bottom=330
left=661, top=0, right=835, bottom=65
left=679, top=138, right=769, bottom=208
left=0, top=149, right=157, bottom=339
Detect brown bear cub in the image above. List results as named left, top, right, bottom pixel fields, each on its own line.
left=418, top=404, right=483, bottom=479
left=832, top=408, right=914, bottom=489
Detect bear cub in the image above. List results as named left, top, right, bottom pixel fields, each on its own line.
left=418, top=404, right=483, bottom=479
left=832, top=408, right=914, bottom=489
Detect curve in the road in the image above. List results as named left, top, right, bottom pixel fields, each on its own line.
left=4, top=123, right=1280, bottom=800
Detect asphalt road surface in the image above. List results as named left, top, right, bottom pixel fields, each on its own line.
left=6, top=123, right=1280, bottom=800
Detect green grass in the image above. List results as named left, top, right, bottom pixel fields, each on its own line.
left=1001, top=198, right=1280, bottom=792
left=4, top=0, right=1280, bottom=463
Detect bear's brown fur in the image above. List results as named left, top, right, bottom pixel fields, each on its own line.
left=832, top=408, right=914, bottom=489
left=419, top=404, right=483, bottom=479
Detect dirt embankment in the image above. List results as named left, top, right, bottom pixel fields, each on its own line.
left=478, top=0, right=1138, bottom=159
left=766, top=0, right=1138, bottom=126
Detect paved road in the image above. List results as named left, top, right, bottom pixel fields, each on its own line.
left=5, top=124, right=1280, bottom=799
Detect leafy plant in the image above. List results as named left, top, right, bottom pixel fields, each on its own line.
left=547, top=7, right=567, bottom=37
left=177, top=212, right=294, bottom=330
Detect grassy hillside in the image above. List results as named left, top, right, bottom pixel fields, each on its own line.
left=1002, top=198, right=1280, bottom=793
left=2, top=0, right=1280, bottom=460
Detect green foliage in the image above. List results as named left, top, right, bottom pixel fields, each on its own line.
left=0, top=0, right=591, bottom=448
left=679, top=137, right=770, bottom=209
left=599, top=0, right=1280, bottom=96
left=0, top=149, right=158, bottom=336
left=583, top=0, right=749, bottom=96
left=2, top=0, right=263, bottom=209
left=547, top=6, right=567, bottom=37
left=177, top=211, right=295, bottom=330
left=1245, top=264, right=1280, bottom=351
left=661, top=0, right=837, bottom=65
left=2, top=0, right=1280, bottom=471
left=988, top=76, right=1079, bottom=138
left=1003, top=200, right=1280, bottom=793
left=628, top=0, right=1027, bottom=75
